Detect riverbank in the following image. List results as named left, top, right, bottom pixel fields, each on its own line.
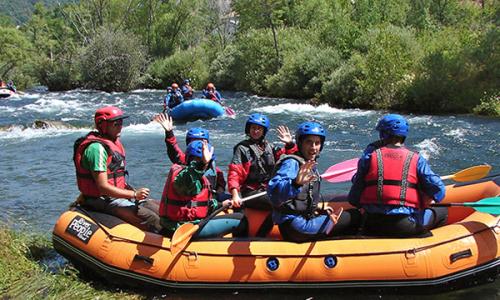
left=0, top=224, right=139, bottom=299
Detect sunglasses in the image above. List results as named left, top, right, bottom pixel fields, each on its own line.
left=109, top=119, right=123, bottom=127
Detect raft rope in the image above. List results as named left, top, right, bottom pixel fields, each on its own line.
left=74, top=206, right=500, bottom=258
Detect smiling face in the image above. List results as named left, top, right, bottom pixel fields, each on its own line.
left=249, top=123, right=265, bottom=140
left=299, top=135, right=322, bottom=161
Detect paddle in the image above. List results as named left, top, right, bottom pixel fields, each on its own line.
left=440, top=164, right=491, bottom=182
left=320, top=158, right=358, bottom=183
left=170, top=191, right=267, bottom=255
left=321, top=158, right=491, bottom=184
left=432, top=196, right=500, bottom=214
left=213, top=97, right=235, bottom=118
left=225, top=106, right=236, bottom=117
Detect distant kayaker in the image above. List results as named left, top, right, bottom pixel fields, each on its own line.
left=348, top=114, right=447, bottom=237
left=268, top=121, right=361, bottom=242
left=181, top=79, right=193, bottom=100
left=159, top=140, right=247, bottom=238
left=164, top=83, right=184, bottom=110
left=6, top=80, right=16, bottom=93
left=73, top=106, right=161, bottom=232
left=153, top=113, right=228, bottom=200
left=202, top=82, right=222, bottom=103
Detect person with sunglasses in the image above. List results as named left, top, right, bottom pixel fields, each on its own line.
left=73, top=106, right=161, bottom=232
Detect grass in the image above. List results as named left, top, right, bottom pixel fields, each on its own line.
left=0, top=223, right=141, bottom=299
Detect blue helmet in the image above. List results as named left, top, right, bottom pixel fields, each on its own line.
left=185, top=127, right=210, bottom=145
left=375, top=114, right=409, bottom=138
left=295, top=121, right=327, bottom=150
left=183, top=79, right=190, bottom=85
left=186, top=140, right=213, bottom=162
left=245, top=113, right=270, bottom=136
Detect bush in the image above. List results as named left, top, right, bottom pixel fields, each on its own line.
left=322, top=25, right=421, bottom=109
left=321, top=54, right=365, bottom=108
left=265, top=30, right=341, bottom=99
left=408, top=28, right=482, bottom=113
left=0, top=27, right=35, bottom=89
left=79, top=27, right=147, bottom=92
left=209, top=44, right=240, bottom=89
left=210, top=29, right=279, bottom=93
left=35, top=56, right=80, bottom=91
left=146, top=47, right=209, bottom=89
left=473, top=93, right=500, bottom=116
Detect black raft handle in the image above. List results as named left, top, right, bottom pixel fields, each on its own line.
left=450, top=249, right=472, bottom=263
left=133, top=254, right=154, bottom=266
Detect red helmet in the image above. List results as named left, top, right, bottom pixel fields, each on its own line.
left=207, top=82, right=215, bottom=89
left=94, top=106, right=129, bottom=129
left=171, top=83, right=179, bottom=89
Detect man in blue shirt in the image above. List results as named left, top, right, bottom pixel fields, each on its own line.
left=348, top=114, right=447, bottom=237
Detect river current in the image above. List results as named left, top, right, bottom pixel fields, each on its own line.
left=0, top=89, right=498, bottom=299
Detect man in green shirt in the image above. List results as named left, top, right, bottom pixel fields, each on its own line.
left=74, top=106, right=161, bottom=232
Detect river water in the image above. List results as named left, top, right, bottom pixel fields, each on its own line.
left=0, top=89, right=499, bottom=299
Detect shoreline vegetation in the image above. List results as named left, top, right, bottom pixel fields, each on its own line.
left=0, top=223, right=143, bottom=299
left=0, top=0, right=498, bottom=116
left=0, top=224, right=141, bottom=299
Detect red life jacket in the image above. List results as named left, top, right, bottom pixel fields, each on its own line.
left=159, top=164, right=212, bottom=221
left=360, top=146, right=421, bottom=208
left=73, top=132, right=127, bottom=198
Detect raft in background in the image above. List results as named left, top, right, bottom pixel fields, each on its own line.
left=169, top=98, right=224, bottom=122
left=52, top=175, right=500, bottom=292
left=0, top=88, right=15, bottom=98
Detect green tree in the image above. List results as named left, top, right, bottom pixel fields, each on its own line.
left=0, top=27, right=32, bottom=80
left=79, top=26, right=147, bottom=92
left=233, top=0, right=292, bottom=69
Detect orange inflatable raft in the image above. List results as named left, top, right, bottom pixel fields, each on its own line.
left=52, top=175, right=500, bottom=290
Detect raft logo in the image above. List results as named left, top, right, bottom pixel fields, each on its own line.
left=66, top=216, right=98, bottom=244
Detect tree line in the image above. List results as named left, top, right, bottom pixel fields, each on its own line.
left=0, top=0, right=498, bottom=116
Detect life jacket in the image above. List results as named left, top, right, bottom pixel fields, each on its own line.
left=236, top=140, right=276, bottom=191
left=273, top=154, right=321, bottom=218
left=204, top=161, right=219, bottom=193
left=73, top=132, right=127, bottom=198
left=159, top=164, right=212, bottom=221
left=360, top=146, right=421, bottom=208
left=168, top=91, right=183, bottom=108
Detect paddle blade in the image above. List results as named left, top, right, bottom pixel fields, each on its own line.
left=441, top=165, right=491, bottom=182
left=170, top=223, right=199, bottom=255
left=464, top=196, right=500, bottom=214
left=321, top=158, right=359, bottom=183
left=225, top=107, right=236, bottom=118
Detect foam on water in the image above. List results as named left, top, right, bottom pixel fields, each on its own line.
left=414, top=138, right=441, bottom=160
left=257, top=103, right=374, bottom=118
left=0, top=125, right=88, bottom=140
left=122, top=121, right=164, bottom=135
left=24, top=98, right=86, bottom=114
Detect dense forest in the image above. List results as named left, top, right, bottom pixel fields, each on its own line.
left=0, top=0, right=498, bottom=115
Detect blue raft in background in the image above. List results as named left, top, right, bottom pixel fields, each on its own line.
left=169, top=98, right=224, bottom=121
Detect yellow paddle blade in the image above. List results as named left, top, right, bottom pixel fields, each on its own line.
left=441, top=164, right=491, bottom=182
left=170, top=223, right=199, bottom=255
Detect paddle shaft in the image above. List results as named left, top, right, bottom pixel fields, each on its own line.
left=171, top=191, right=267, bottom=248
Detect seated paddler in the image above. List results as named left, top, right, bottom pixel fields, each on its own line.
left=268, top=121, right=360, bottom=242
left=159, top=140, right=247, bottom=238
